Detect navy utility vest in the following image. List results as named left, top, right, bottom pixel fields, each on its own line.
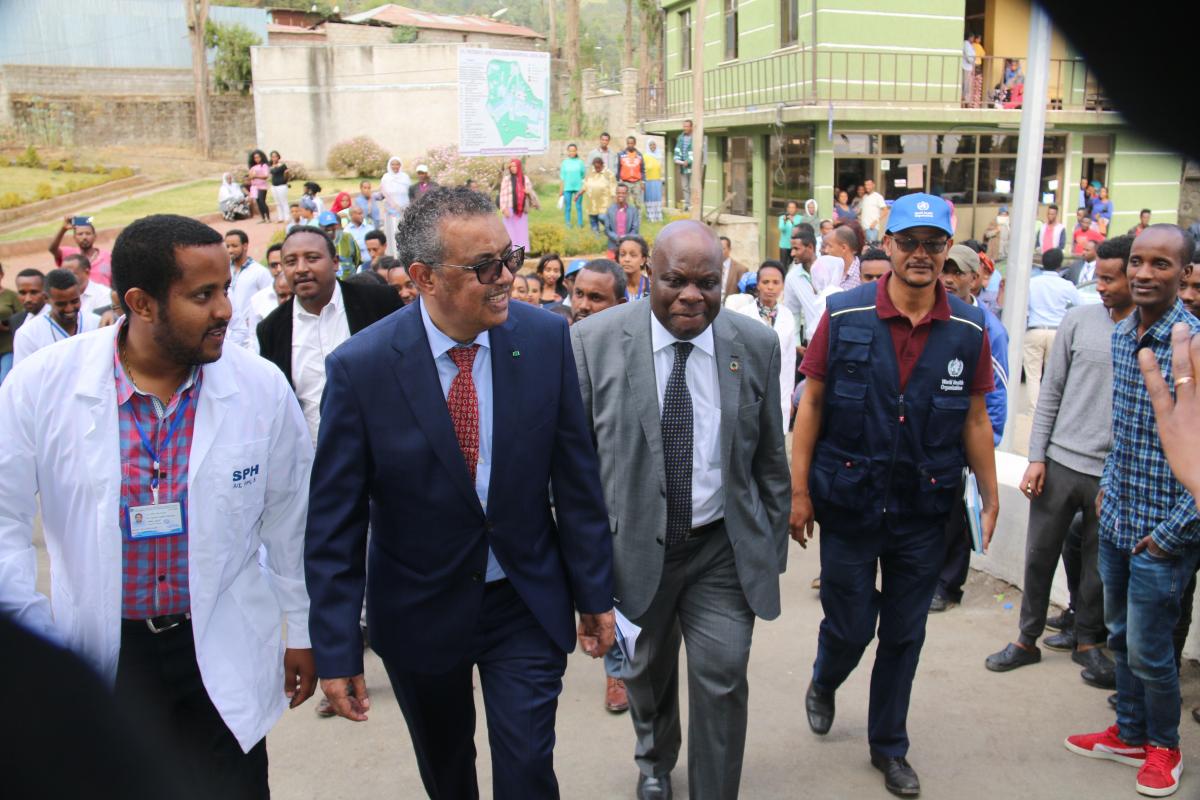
left=810, top=282, right=986, bottom=534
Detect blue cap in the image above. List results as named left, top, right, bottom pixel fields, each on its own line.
left=317, top=210, right=339, bottom=227
left=737, top=272, right=758, bottom=293
left=565, top=258, right=587, bottom=277
left=885, top=193, right=954, bottom=236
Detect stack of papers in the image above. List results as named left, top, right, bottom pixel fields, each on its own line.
left=964, top=469, right=985, bottom=555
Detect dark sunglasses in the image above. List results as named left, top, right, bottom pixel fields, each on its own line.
left=891, top=236, right=949, bottom=255
left=434, top=246, right=525, bottom=285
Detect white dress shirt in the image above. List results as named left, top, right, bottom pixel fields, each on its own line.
left=12, top=308, right=99, bottom=366
left=783, top=262, right=826, bottom=343
left=650, top=312, right=723, bottom=526
left=78, top=279, right=111, bottom=319
left=228, top=259, right=274, bottom=349
left=721, top=258, right=732, bottom=300
left=1077, top=259, right=1097, bottom=285
left=291, top=282, right=351, bottom=445
left=419, top=299, right=505, bottom=581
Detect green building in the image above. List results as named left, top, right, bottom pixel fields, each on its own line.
left=641, top=0, right=1185, bottom=259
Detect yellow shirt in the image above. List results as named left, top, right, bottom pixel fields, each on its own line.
left=972, top=41, right=985, bottom=67
left=583, top=169, right=616, bottom=215
left=644, top=153, right=663, bottom=182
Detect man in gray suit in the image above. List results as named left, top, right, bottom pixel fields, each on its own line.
left=571, top=220, right=791, bottom=800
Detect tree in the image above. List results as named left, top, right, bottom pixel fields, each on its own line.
left=204, top=19, right=261, bottom=94
left=565, top=0, right=582, bottom=137
left=636, top=0, right=663, bottom=92
left=622, top=0, right=633, bottom=71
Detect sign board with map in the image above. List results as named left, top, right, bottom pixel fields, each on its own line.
left=458, top=47, right=550, bottom=156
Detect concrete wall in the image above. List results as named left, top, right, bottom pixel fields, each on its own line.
left=251, top=43, right=462, bottom=171
left=1108, top=131, right=1185, bottom=228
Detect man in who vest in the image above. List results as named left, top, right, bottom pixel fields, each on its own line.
left=790, top=193, right=1000, bottom=797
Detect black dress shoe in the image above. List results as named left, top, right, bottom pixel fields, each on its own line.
left=928, top=594, right=953, bottom=613
left=1192, top=706, right=1200, bottom=725
left=1076, top=648, right=1116, bottom=689
left=806, top=681, right=835, bottom=735
left=1043, top=629, right=1076, bottom=652
left=1045, top=608, right=1075, bottom=632
left=871, top=752, right=921, bottom=797
left=985, top=643, right=1041, bottom=672
left=636, top=773, right=672, bottom=800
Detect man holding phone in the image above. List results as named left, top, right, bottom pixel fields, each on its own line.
left=50, top=215, right=112, bottom=287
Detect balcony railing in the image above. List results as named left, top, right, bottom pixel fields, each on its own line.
left=637, top=48, right=1113, bottom=121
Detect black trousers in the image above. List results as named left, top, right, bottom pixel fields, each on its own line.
left=254, top=191, right=270, bottom=220
left=115, top=619, right=269, bottom=800
left=936, top=493, right=971, bottom=603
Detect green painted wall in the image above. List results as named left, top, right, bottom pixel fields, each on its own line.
left=1108, top=132, right=1185, bottom=227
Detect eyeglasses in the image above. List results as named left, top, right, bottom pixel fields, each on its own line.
left=891, top=236, right=949, bottom=255
left=434, top=246, right=525, bottom=285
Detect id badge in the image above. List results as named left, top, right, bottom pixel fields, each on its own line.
left=128, top=503, right=185, bottom=539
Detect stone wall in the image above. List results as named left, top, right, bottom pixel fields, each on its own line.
left=581, top=67, right=640, bottom=140
left=0, top=64, right=257, bottom=154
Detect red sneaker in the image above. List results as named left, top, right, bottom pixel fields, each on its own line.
left=1136, top=746, right=1182, bottom=797
left=1065, top=725, right=1148, bottom=767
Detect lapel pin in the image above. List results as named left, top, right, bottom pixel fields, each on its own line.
left=512, top=350, right=521, bottom=358
left=730, top=360, right=740, bottom=372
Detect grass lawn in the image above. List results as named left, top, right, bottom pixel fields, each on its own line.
left=0, top=177, right=372, bottom=243
left=0, top=165, right=113, bottom=205
left=524, top=181, right=681, bottom=257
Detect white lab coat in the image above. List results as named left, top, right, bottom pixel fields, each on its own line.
left=0, top=325, right=314, bottom=752
left=733, top=301, right=797, bottom=433
left=12, top=309, right=99, bottom=366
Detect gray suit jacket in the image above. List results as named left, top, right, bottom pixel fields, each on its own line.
left=570, top=300, right=791, bottom=621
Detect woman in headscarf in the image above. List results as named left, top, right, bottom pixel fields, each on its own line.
left=380, top=157, right=410, bottom=257
left=800, top=198, right=819, bottom=229
left=218, top=172, right=250, bottom=221
left=499, top=158, right=538, bottom=251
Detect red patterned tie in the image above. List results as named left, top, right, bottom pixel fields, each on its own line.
left=447, top=345, right=481, bottom=480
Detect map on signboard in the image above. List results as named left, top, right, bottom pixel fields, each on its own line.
left=459, top=48, right=550, bottom=156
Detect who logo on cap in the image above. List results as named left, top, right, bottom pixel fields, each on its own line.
left=886, top=192, right=954, bottom=236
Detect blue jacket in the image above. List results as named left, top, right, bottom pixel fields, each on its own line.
left=978, top=301, right=1009, bottom=445
left=304, top=301, right=615, bottom=677
left=810, top=283, right=986, bottom=534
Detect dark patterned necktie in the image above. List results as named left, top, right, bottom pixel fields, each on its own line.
left=447, top=345, right=481, bottom=481
left=662, top=341, right=694, bottom=548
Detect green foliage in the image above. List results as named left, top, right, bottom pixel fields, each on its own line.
left=15, top=145, right=42, bottom=168
left=204, top=19, right=261, bottom=94
left=0, top=192, right=22, bottom=210
left=327, top=136, right=390, bottom=178
left=35, top=183, right=54, bottom=201
left=527, top=221, right=605, bottom=257
left=390, top=25, right=419, bottom=43
left=269, top=228, right=287, bottom=247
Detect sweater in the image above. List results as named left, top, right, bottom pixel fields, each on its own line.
left=1027, top=303, right=1116, bottom=476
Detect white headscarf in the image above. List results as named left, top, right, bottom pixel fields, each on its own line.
left=804, top=198, right=818, bottom=216
left=380, top=157, right=411, bottom=211
left=219, top=172, right=243, bottom=203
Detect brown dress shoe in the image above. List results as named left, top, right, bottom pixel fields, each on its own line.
left=605, top=676, right=629, bottom=713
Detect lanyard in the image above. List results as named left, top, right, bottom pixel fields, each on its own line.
left=128, top=394, right=190, bottom=505
left=47, top=316, right=76, bottom=340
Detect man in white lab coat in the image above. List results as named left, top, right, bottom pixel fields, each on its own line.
left=0, top=214, right=315, bottom=799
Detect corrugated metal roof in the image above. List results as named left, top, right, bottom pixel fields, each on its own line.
left=344, top=4, right=544, bottom=40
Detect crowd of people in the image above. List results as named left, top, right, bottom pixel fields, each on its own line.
left=1, top=174, right=1200, bottom=800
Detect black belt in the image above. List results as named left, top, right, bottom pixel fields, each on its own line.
left=689, top=518, right=725, bottom=540
left=122, top=612, right=191, bottom=634
left=1027, top=325, right=1058, bottom=331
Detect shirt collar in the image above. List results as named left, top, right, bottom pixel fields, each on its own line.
left=875, top=271, right=951, bottom=324
left=650, top=309, right=715, bottom=358
left=419, top=296, right=490, bottom=359
left=112, top=319, right=200, bottom=406
left=294, top=280, right=344, bottom=321
left=1118, top=299, right=1191, bottom=343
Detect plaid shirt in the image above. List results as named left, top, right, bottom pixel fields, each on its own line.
left=114, top=326, right=202, bottom=619
left=1100, top=300, right=1200, bottom=553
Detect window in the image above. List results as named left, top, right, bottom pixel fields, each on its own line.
left=680, top=10, right=692, bottom=71
left=724, top=0, right=738, bottom=61
left=725, top=136, right=754, bottom=215
left=780, top=0, right=799, bottom=47
left=768, top=129, right=813, bottom=213
left=976, top=158, right=1018, bottom=204
left=930, top=156, right=976, bottom=204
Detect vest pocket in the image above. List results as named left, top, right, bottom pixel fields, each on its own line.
left=925, top=395, right=971, bottom=449
left=828, top=381, right=868, bottom=446
left=914, top=460, right=964, bottom=516
left=810, top=445, right=869, bottom=510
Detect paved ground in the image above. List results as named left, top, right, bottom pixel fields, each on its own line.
left=262, top=553, right=1200, bottom=800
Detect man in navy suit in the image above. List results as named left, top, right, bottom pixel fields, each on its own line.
left=305, top=186, right=616, bottom=799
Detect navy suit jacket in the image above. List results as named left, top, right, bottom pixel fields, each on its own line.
left=305, top=300, right=615, bottom=677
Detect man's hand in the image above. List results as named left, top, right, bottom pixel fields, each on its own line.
left=1138, top=323, right=1200, bottom=504
left=790, top=492, right=816, bottom=546
left=981, top=502, right=999, bottom=552
left=1020, top=462, right=1047, bottom=499
left=283, top=648, right=317, bottom=709
left=1132, top=535, right=1170, bottom=558
left=1095, top=488, right=1105, bottom=519
left=61, top=215, right=74, bottom=230
left=319, top=675, right=371, bottom=722
left=578, top=610, right=615, bottom=657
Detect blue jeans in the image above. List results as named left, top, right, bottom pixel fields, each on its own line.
left=589, top=213, right=604, bottom=234
left=563, top=190, right=584, bottom=227
left=0, top=352, right=11, bottom=385
left=1099, top=537, right=1200, bottom=750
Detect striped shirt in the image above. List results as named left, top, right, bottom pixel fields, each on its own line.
left=1100, top=300, right=1200, bottom=553
left=114, top=325, right=202, bottom=618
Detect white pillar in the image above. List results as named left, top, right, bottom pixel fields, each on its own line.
left=999, top=4, right=1052, bottom=453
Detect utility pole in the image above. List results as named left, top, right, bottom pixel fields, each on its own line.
left=999, top=4, right=1051, bottom=452
left=689, top=0, right=705, bottom=219
left=184, top=0, right=212, bottom=160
